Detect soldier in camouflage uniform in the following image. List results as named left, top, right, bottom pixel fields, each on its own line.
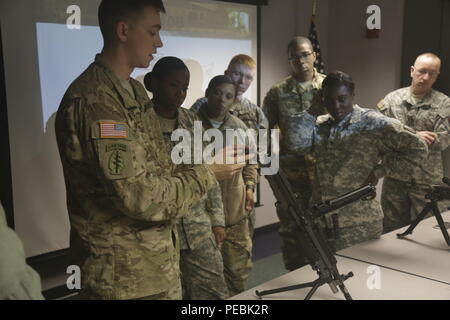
left=191, top=54, right=267, bottom=130
left=196, top=75, right=258, bottom=296
left=191, top=54, right=267, bottom=237
left=0, top=202, right=44, bottom=300
left=377, top=53, right=450, bottom=233
left=284, top=71, right=428, bottom=250
left=144, top=57, right=229, bottom=300
left=262, top=36, right=326, bottom=270
left=55, top=1, right=219, bottom=300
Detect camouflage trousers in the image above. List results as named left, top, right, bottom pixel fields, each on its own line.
left=275, top=185, right=313, bottom=271
left=330, top=221, right=383, bottom=251
left=221, top=218, right=253, bottom=297
left=81, top=277, right=182, bottom=300
left=180, top=236, right=229, bottom=300
left=381, top=178, right=449, bottom=234
left=248, top=208, right=256, bottom=238
left=134, top=280, right=182, bottom=300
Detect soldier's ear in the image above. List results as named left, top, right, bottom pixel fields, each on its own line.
left=116, top=21, right=129, bottom=43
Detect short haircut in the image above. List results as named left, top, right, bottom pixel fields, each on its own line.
left=98, top=0, right=165, bottom=43
left=227, top=54, right=256, bottom=70
left=206, top=75, right=236, bottom=95
left=322, top=71, right=355, bottom=95
left=287, top=36, right=313, bottom=54
left=414, top=52, right=441, bottom=67
left=144, top=56, right=188, bottom=92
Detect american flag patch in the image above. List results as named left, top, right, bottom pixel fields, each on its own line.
left=100, top=122, right=128, bottom=138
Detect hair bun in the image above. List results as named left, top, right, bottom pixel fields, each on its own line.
left=144, top=72, right=152, bottom=92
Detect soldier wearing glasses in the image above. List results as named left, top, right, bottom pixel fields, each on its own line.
left=262, top=36, right=325, bottom=271
left=377, top=53, right=450, bottom=233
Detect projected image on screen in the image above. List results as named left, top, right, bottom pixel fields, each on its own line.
left=37, top=0, right=256, bottom=129
left=2, top=0, right=257, bottom=257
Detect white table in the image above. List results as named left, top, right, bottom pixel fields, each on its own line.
left=337, top=211, right=450, bottom=285
left=230, top=256, right=450, bottom=300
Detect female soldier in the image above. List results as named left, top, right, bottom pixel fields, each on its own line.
left=144, top=57, right=229, bottom=300
left=283, top=71, right=428, bottom=250
left=196, top=75, right=257, bottom=295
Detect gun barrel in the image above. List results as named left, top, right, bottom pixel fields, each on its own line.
left=313, top=185, right=377, bottom=217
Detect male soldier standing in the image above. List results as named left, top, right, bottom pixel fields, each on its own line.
left=191, top=54, right=267, bottom=237
left=192, top=54, right=267, bottom=131
left=377, top=53, right=450, bottom=233
left=55, top=0, right=234, bottom=300
left=262, top=36, right=325, bottom=270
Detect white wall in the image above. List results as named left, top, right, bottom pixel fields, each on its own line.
left=327, top=0, right=405, bottom=108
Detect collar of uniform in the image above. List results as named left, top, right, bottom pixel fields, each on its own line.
left=93, top=54, right=142, bottom=110
left=176, top=108, right=198, bottom=131
left=198, top=102, right=232, bottom=130
left=404, top=87, right=434, bottom=109
left=328, top=105, right=360, bottom=127
left=287, top=68, right=322, bottom=95
left=229, top=97, right=250, bottom=114
left=153, top=101, right=180, bottom=131
left=347, top=105, right=364, bottom=124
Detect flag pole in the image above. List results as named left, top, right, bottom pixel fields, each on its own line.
left=312, top=0, right=317, bottom=17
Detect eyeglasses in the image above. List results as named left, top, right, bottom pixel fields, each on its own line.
left=415, top=69, right=440, bottom=77
left=288, top=52, right=314, bottom=61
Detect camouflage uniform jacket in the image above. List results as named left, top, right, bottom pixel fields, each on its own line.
left=262, top=69, right=326, bottom=202
left=197, top=103, right=258, bottom=226
left=157, top=107, right=225, bottom=250
left=284, top=105, right=428, bottom=228
left=377, top=87, right=450, bottom=185
left=55, top=55, right=216, bottom=299
left=262, top=69, right=326, bottom=133
left=191, top=96, right=268, bottom=130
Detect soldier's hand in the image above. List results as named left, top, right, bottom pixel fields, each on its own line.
left=245, top=189, right=255, bottom=211
left=209, top=144, right=256, bottom=180
left=212, top=144, right=255, bottom=164
left=418, top=131, right=437, bottom=145
left=363, top=171, right=379, bottom=187
left=212, top=226, right=226, bottom=247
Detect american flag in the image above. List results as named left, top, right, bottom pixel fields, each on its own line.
left=308, top=15, right=325, bottom=74
left=100, top=122, right=128, bottom=138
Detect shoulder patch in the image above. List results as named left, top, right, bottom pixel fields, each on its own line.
left=100, top=121, right=128, bottom=139
left=97, top=140, right=135, bottom=180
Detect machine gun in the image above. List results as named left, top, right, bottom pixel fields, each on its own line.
left=255, top=168, right=376, bottom=300
left=397, top=177, right=450, bottom=247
